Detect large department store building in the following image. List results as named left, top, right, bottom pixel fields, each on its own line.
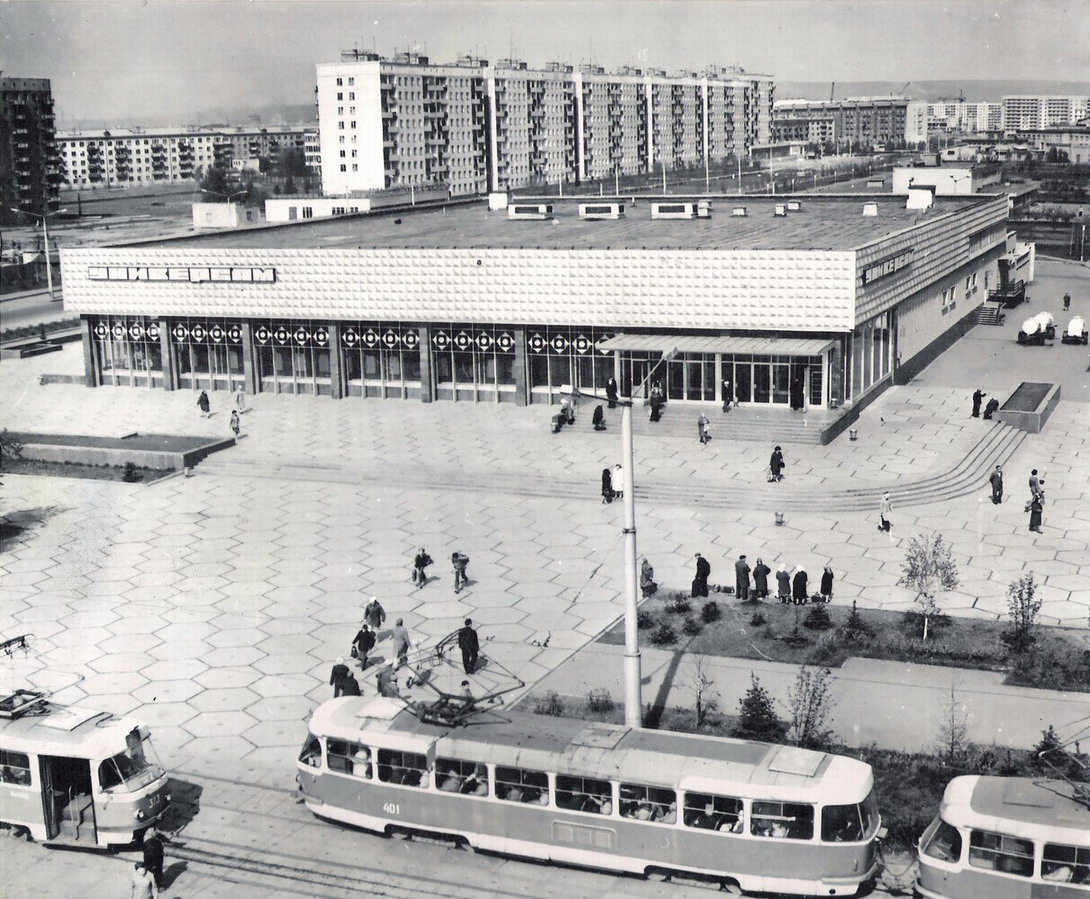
left=61, top=191, right=1009, bottom=417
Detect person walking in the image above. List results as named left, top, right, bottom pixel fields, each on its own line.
left=878, top=492, right=893, bottom=533
left=1063, top=291, right=1071, bottom=311
left=130, top=863, right=158, bottom=899
left=640, top=558, right=658, bottom=597
left=819, top=565, right=835, bottom=602
left=792, top=565, right=809, bottom=604
left=1028, top=469, right=1040, bottom=499
left=601, top=467, right=615, bottom=504
left=458, top=619, right=480, bottom=674
left=769, top=446, right=785, bottom=482
left=412, top=547, right=433, bottom=588
left=698, top=413, right=711, bottom=445
left=971, top=388, right=986, bottom=418
left=391, top=618, right=412, bottom=669
left=330, top=657, right=352, bottom=697
left=611, top=464, right=625, bottom=499
left=606, top=377, right=618, bottom=410
left=451, top=551, right=470, bottom=593
left=229, top=409, right=241, bottom=438
left=735, top=555, right=751, bottom=601
left=776, top=564, right=791, bottom=603
left=592, top=405, right=607, bottom=431
left=363, top=596, right=386, bottom=632
left=989, top=465, right=1004, bottom=504
left=197, top=389, right=210, bottom=418
left=352, top=623, right=376, bottom=670
left=236, top=387, right=247, bottom=414
left=340, top=671, right=361, bottom=696
left=753, top=558, right=771, bottom=599
left=692, top=553, right=711, bottom=598
left=721, top=378, right=733, bottom=413
left=141, top=827, right=165, bottom=890
left=1029, top=493, right=1043, bottom=534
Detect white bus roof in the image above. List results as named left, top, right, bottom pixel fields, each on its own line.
left=0, top=701, right=148, bottom=759
left=942, top=776, right=1090, bottom=842
left=308, top=697, right=873, bottom=804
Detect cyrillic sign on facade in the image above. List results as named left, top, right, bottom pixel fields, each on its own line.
left=87, top=266, right=276, bottom=283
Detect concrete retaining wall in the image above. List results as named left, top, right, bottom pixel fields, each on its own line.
left=18, top=437, right=235, bottom=471
left=995, top=382, right=1060, bottom=434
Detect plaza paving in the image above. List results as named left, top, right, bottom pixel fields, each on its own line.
left=0, top=259, right=1087, bottom=783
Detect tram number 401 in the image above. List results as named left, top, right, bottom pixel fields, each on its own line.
left=383, top=802, right=401, bottom=816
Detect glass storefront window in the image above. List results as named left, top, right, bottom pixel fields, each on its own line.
left=89, top=316, right=163, bottom=386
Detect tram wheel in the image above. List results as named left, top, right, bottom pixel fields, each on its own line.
left=645, top=867, right=673, bottom=883
left=387, top=826, right=413, bottom=841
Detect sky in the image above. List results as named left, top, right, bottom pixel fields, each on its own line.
left=2, top=0, right=1088, bottom=125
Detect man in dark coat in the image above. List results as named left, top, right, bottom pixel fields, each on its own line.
left=142, top=827, right=165, bottom=889
left=692, top=553, right=711, bottom=598
left=606, top=377, right=618, bottom=409
left=458, top=619, right=480, bottom=674
left=592, top=405, right=606, bottom=431
left=792, top=566, right=809, bottom=604
left=340, top=671, right=361, bottom=696
left=972, top=388, right=986, bottom=418
left=983, top=397, right=999, bottom=420
left=353, top=623, right=377, bottom=670
left=329, top=657, right=351, bottom=697
left=989, top=465, right=1004, bottom=504
left=753, top=559, right=771, bottom=599
left=721, top=378, right=733, bottom=413
left=776, top=565, right=791, bottom=603
left=769, top=446, right=785, bottom=482
left=735, top=555, right=751, bottom=601
left=412, top=548, right=433, bottom=587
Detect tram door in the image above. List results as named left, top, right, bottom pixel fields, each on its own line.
left=39, top=756, right=95, bottom=842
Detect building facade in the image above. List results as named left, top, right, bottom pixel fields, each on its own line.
left=61, top=193, right=1008, bottom=419
left=316, top=52, right=774, bottom=198
left=1002, top=95, right=1089, bottom=131
left=56, top=124, right=316, bottom=190
left=773, top=98, right=910, bottom=150
left=1, top=76, right=61, bottom=220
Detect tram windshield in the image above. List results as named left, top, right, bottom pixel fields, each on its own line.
left=98, top=728, right=164, bottom=793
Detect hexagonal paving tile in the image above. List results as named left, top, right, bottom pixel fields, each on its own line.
left=133, top=680, right=202, bottom=704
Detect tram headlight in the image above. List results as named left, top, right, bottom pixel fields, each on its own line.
left=165, top=793, right=172, bottom=803
left=135, top=809, right=146, bottom=821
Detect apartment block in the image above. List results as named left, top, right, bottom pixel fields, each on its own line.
left=1, top=76, right=61, bottom=219
left=773, top=97, right=910, bottom=149
left=316, top=52, right=774, bottom=197
left=1003, top=95, right=1090, bottom=130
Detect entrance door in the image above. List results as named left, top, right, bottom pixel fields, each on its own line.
left=39, top=756, right=95, bottom=843
left=622, top=358, right=651, bottom=400
left=753, top=363, right=771, bottom=403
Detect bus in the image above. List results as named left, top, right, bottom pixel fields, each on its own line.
left=0, top=690, right=171, bottom=848
left=297, top=696, right=882, bottom=896
left=916, top=775, right=1090, bottom=898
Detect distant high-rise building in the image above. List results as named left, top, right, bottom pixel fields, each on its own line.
left=1, top=76, right=61, bottom=221
left=772, top=97, right=909, bottom=150
left=315, top=51, right=774, bottom=197
left=1003, top=95, right=1089, bottom=130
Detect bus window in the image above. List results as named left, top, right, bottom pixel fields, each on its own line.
left=683, top=792, right=743, bottom=832
left=921, top=819, right=962, bottom=862
left=298, top=736, right=321, bottom=768
left=495, top=766, right=549, bottom=805
left=556, top=775, right=612, bottom=815
left=377, top=749, right=427, bottom=788
left=435, top=758, right=488, bottom=796
left=1043, top=843, right=1090, bottom=884
left=821, top=803, right=864, bottom=842
left=619, top=782, right=676, bottom=823
left=969, top=830, right=1034, bottom=876
left=0, top=750, right=32, bottom=786
left=327, top=740, right=372, bottom=779
left=751, top=801, right=814, bottom=840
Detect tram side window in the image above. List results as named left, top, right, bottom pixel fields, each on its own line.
left=377, top=749, right=427, bottom=788
left=327, top=740, right=372, bottom=779
left=495, top=765, right=549, bottom=805
left=619, top=782, right=676, bottom=823
left=968, top=830, right=1034, bottom=877
left=750, top=800, right=814, bottom=840
left=683, top=792, right=743, bottom=833
left=0, top=749, right=32, bottom=786
left=1043, top=843, right=1090, bottom=884
left=556, top=775, right=613, bottom=815
left=435, top=758, right=488, bottom=796
left=821, top=803, right=864, bottom=842
left=298, top=736, right=321, bottom=768
left=921, top=819, right=962, bottom=863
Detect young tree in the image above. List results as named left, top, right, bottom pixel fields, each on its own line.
left=935, top=686, right=969, bottom=765
left=787, top=666, right=836, bottom=750
left=681, top=655, right=719, bottom=730
left=733, top=673, right=788, bottom=743
left=899, top=534, right=959, bottom=640
left=1004, top=573, right=1042, bottom=653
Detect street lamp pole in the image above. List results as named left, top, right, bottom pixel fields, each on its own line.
left=11, top=207, right=64, bottom=300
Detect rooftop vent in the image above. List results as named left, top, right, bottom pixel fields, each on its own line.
left=774, top=204, right=787, bottom=217
left=651, top=200, right=711, bottom=220
left=787, top=200, right=801, bottom=212
left=579, top=202, right=625, bottom=221
left=508, top=203, right=553, bottom=220
left=862, top=202, right=879, bottom=217
left=731, top=206, right=748, bottom=217
left=906, top=185, right=935, bottom=210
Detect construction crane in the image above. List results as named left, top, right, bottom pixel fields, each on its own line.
left=829, top=81, right=835, bottom=101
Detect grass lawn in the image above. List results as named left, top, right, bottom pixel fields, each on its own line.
left=1, top=458, right=172, bottom=482
left=598, top=591, right=1090, bottom=693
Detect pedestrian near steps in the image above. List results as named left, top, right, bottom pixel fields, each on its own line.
left=1029, top=494, right=1043, bottom=534
left=692, top=553, right=711, bottom=598
left=878, top=492, right=893, bottom=533
left=391, top=618, right=412, bottom=669
left=229, top=409, right=241, bottom=438
left=698, top=413, right=711, bottom=444
left=971, top=388, right=986, bottom=418
left=769, top=446, right=785, bottom=482
left=989, top=465, right=1004, bottom=504
left=197, top=389, right=210, bottom=418
left=983, top=397, right=999, bottom=420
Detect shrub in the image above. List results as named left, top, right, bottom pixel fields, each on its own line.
left=803, top=604, right=833, bottom=630
left=682, top=617, right=702, bottom=636
left=649, top=622, right=677, bottom=646
left=840, top=600, right=873, bottom=644
left=749, top=611, right=767, bottom=627
left=533, top=691, right=564, bottom=716
left=1003, top=573, right=1041, bottom=654
left=667, top=597, right=692, bottom=615
left=636, top=609, right=654, bottom=629
left=733, top=673, right=788, bottom=743
left=585, top=688, right=615, bottom=714
left=700, top=601, right=721, bottom=623
left=122, top=462, right=141, bottom=483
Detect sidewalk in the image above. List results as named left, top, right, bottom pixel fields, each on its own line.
left=530, top=641, right=1090, bottom=754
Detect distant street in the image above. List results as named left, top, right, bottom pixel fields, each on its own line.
left=0, top=289, right=72, bottom=329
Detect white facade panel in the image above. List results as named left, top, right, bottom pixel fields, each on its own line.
left=61, top=246, right=856, bottom=332
left=317, top=62, right=385, bottom=194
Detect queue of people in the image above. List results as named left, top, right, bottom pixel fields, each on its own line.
left=689, top=553, right=836, bottom=603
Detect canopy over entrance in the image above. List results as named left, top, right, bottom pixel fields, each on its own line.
left=598, top=334, right=837, bottom=356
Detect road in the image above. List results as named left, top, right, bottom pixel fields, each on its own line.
left=0, top=290, right=73, bottom=330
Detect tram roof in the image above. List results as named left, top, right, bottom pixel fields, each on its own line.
left=0, top=702, right=146, bottom=758
left=140, top=193, right=995, bottom=254
left=943, top=776, right=1090, bottom=838
left=311, top=697, right=872, bottom=802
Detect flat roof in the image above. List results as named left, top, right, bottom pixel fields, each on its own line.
left=145, top=194, right=993, bottom=253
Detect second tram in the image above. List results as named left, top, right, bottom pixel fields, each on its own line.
left=297, top=695, right=882, bottom=896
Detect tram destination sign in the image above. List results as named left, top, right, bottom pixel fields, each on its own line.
left=87, top=265, right=276, bottom=283
left=861, top=248, right=913, bottom=285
